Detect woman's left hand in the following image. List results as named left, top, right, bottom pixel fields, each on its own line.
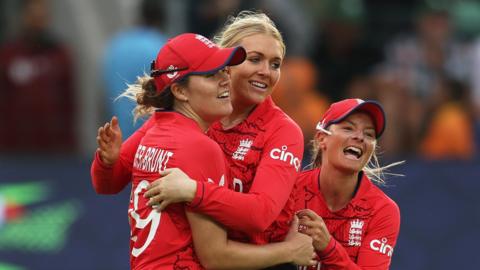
left=296, top=209, right=332, bottom=252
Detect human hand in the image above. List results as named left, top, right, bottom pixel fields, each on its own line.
left=284, top=216, right=317, bottom=266
left=144, top=168, right=197, bottom=211
left=96, top=116, right=122, bottom=166
left=297, top=209, right=331, bottom=252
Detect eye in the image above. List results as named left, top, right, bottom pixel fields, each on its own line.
left=248, top=57, right=260, bottom=63
left=365, top=131, right=376, bottom=139
left=271, top=61, right=281, bottom=69
left=342, top=126, right=353, bottom=131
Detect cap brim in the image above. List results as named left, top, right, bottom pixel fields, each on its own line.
left=191, top=46, right=246, bottom=75
left=330, top=101, right=386, bottom=138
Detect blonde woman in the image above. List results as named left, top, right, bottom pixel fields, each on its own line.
left=92, top=12, right=313, bottom=269
left=295, top=98, right=401, bottom=270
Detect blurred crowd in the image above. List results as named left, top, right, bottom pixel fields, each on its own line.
left=1, top=0, right=479, bottom=162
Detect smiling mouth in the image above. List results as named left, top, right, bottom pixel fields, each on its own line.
left=250, top=80, right=267, bottom=89
left=343, top=146, right=362, bottom=160
left=217, top=89, right=230, bottom=99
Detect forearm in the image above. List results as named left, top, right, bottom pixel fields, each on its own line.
left=206, top=240, right=294, bottom=270
left=317, top=238, right=362, bottom=270
left=187, top=211, right=294, bottom=270
left=90, top=151, right=131, bottom=194
left=191, top=182, right=280, bottom=233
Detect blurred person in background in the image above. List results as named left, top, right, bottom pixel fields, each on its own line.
left=377, top=1, right=474, bottom=157
left=272, top=57, right=329, bottom=164
left=102, top=0, right=167, bottom=138
left=419, top=77, right=476, bottom=159
left=308, top=0, right=383, bottom=102
left=0, top=0, right=75, bottom=153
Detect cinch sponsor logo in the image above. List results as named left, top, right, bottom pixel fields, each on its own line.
left=269, top=145, right=301, bottom=171
left=370, top=238, right=394, bottom=257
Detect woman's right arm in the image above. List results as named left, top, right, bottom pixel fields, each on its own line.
left=186, top=203, right=316, bottom=269
left=91, top=116, right=154, bottom=194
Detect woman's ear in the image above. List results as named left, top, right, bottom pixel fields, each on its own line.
left=170, top=83, right=188, bottom=102
left=315, top=132, right=328, bottom=150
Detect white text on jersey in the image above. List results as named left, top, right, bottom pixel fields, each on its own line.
left=269, top=145, right=301, bottom=171
left=370, top=238, right=394, bottom=257
left=133, top=145, right=174, bottom=173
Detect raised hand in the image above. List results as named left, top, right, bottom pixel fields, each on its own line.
left=144, top=168, right=197, bottom=211
left=297, top=209, right=331, bottom=252
left=96, top=116, right=123, bottom=166
left=284, top=216, right=317, bottom=266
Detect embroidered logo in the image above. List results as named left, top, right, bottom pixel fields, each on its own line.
left=166, top=65, right=179, bottom=79
left=232, top=139, right=253, bottom=160
left=348, top=219, right=364, bottom=246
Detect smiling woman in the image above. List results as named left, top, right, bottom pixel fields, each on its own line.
left=295, top=98, right=402, bottom=270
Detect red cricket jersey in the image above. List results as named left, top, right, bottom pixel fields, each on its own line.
left=190, top=97, right=304, bottom=244
left=127, top=112, right=226, bottom=270
left=295, top=168, right=400, bottom=270
left=91, top=97, right=303, bottom=245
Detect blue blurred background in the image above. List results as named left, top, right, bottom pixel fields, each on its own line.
left=1, top=0, right=479, bottom=269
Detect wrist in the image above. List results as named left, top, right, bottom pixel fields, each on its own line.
left=186, top=179, right=197, bottom=202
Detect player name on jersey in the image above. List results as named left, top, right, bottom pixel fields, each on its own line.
left=133, top=144, right=174, bottom=173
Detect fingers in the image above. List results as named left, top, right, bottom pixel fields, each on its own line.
left=110, top=116, right=118, bottom=128
left=297, top=209, right=321, bottom=221
left=159, top=168, right=175, bottom=176
left=144, top=182, right=160, bottom=198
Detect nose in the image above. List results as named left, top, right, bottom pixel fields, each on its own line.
left=257, top=61, right=271, bottom=77
left=219, top=69, right=230, bottom=86
left=352, top=130, right=365, bottom=142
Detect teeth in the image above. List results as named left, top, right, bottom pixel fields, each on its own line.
left=344, top=146, right=362, bottom=158
left=251, top=81, right=267, bottom=88
left=217, top=91, right=229, bottom=98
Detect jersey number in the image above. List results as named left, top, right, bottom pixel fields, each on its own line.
left=129, top=180, right=161, bottom=257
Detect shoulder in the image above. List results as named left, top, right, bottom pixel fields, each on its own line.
left=297, top=168, right=319, bottom=188
left=366, top=182, right=401, bottom=220
left=182, top=132, right=223, bottom=158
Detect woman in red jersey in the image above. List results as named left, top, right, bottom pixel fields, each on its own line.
left=152, top=99, right=402, bottom=270
left=92, top=11, right=310, bottom=269
left=295, top=98, right=401, bottom=270
left=93, top=33, right=315, bottom=269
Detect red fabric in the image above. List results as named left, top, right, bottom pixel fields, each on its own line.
left=193, top=97, right=304, bottom=243
left=0, top=37, right=76, bottom=152
left=91, top=116, right=155, bottom=194
left=90, top=98, right=304, bottom=245
left=295, top=169, right=401, bottom=270
left=151, top=33, right=245, bottom=92
left=128, top=111, right=226, bottom=270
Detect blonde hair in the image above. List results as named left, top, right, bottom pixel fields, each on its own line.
left=214, top=10, right=286, bottom=56
left=308, top=132, right=404, bottom=185
left=118, top=74, right=181, bottom=122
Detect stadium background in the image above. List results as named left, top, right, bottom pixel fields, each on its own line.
left=1, top=0, right=479, bottom=269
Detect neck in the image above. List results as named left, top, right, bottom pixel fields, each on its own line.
left=319, top=165, right=359, bottom=212
left=174, top=103, right=210, bottom=132
left=220, top=101, right=256, bottom=129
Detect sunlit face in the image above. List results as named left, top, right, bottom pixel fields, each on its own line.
left=228, top=34, right=283, bottom=107
left=183, top=69, right=233, bottom=123
left=321, top=112, right=377, bottom=173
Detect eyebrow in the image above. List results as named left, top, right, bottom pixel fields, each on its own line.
left=246, top=51, right=282, bottom=61
left=343, top=119, right=375, bottom=130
